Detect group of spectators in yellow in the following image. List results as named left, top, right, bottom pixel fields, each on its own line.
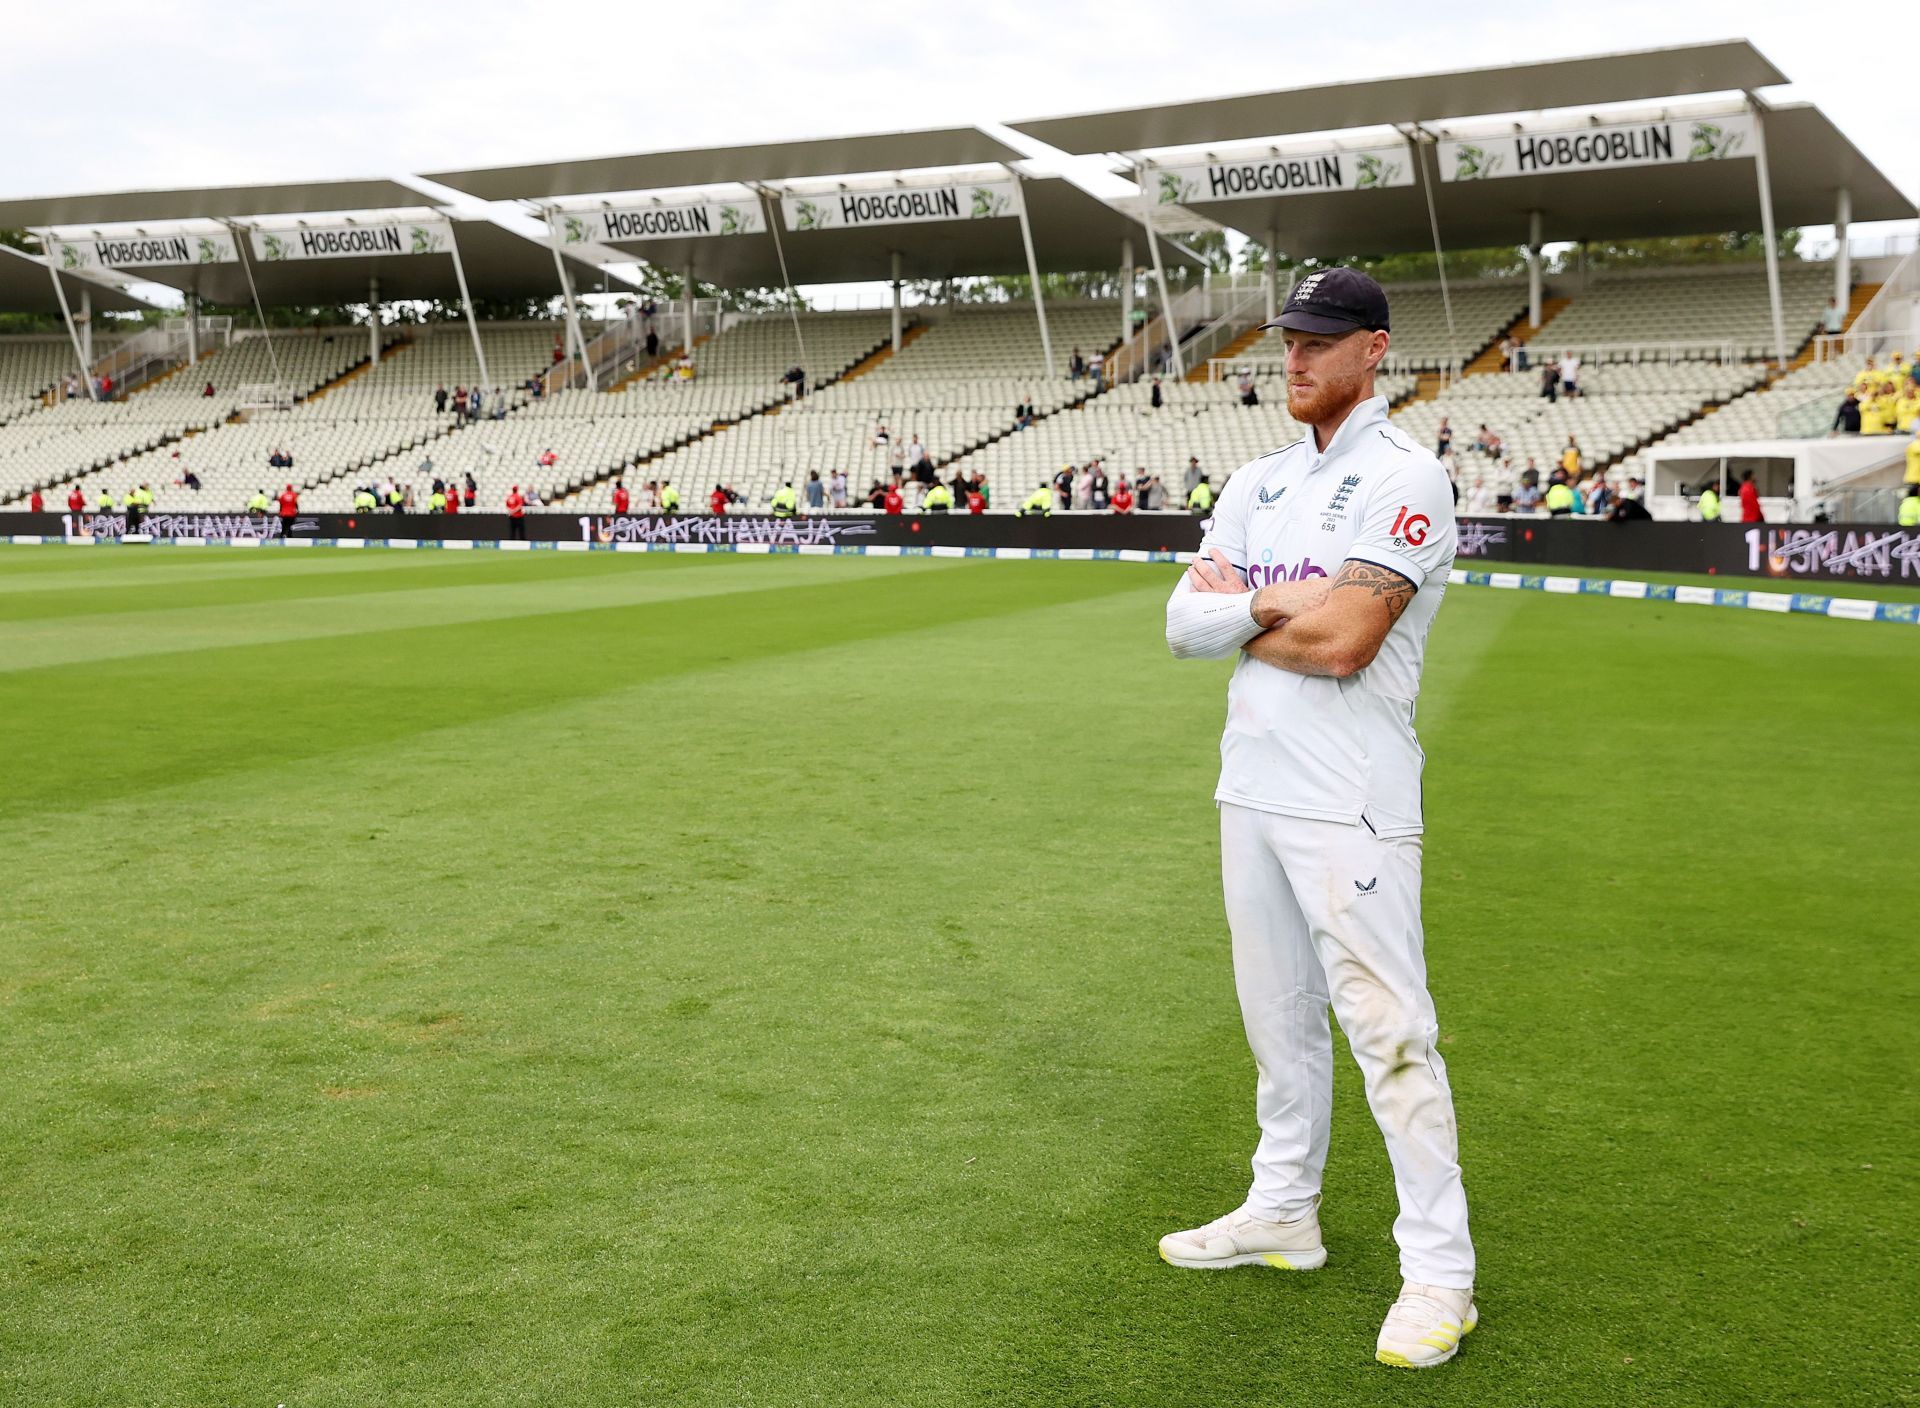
left=1836, top=355, right=1920, bottom=436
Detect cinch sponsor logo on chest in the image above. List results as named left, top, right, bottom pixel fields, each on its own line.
left=1247, top=552, right=1329, bottom=588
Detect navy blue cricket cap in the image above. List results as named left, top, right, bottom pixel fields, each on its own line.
left=1260, top=267, right=1390, bottom=335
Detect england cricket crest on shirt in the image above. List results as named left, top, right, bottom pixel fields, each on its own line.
left=1322, top=472, right=1362, bottom=527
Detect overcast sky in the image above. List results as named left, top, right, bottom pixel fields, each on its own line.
left=6, top=2, right=1909, bottom=266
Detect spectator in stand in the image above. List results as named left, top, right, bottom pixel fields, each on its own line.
left=1473, top=424, right=1500, bottom=456
left=882, top=482, right=904, bottom=515
left=907, top=435, right=928, bottom=476
left=1013, top=397, right=1034, bottom=430
left=1435, top=418, right=1452, bottom=458
left=538, top=448, right=558, bottom=469
left=1090, top=349, right=1107, bottom=391
left=863, top=480, right=887, bottom=511
left=1053, top=464, right=1075, bottom=511
left=1074, top=463, right=1094, bottom=510
left=948, top=468, right=968, bottom=509
left=1907, top=424, right=1920, bottom=487
left=612, top=481, right=630, bottom=515
left=965, top=481, right=986, bottom=514
left=202, top=381, right=215, bottom=398
left=710, top=485, right=729, bottom=516
left=1540, top=362, right=1559, bottom=403
left=1822, top=298, right=1844, bottom=335
left=1111, top=477, right=1134, bottom=514
left=1737, top=469, right=1765, bottom=523
left=1237, top=368, right=1258, bottom=407
left=1558, top=351, right=1581, bottom=398
left=491, top=387, right=506, bottom=420
left=529, top=373, right=544, bottom=400
left=434, top=385, right=448, bottom=413
left=1132, top=469, right=1151, bottom=510
left=783, top=364, right=807, bottom=399
left=67, top=485, right=85, bottom=515
left=1587, top=474, right=1614, bottom=517
left=1147, top=474, right=1166, bottom=509
left=1091, top=464, right=1111, bottom=510
left=1183, top=456, right=1203, bottom=502
left=445, top=484, right=460, bottom=515
left=463, top=473, right=476, bottom=510
left=871, top=422, right=891, bottom=449
left=1610, top=483, right=1652, bottom=522
left=969, top=471, right=989, bottom=511
left=1068, top=348, right=1086, bottom=380
left=830, top=469, right=849, bottom=509
left=888, top=443, right=906, bottom=480
left=183, top=469, right=201, bottom=492
left=553, top=333, right=565, bottom=364
left=645, top=327, right=660, bottom=359
left=1573, top=467, right=1604, bottom=514
left=453, top=387, right=468, bottom=424
left=1513, top=468, right=1543, bottom=513
left=28, top=488, right=42, bottom=513
left=1497, top=336, right=1515, bottom=372
left=803, top=471, right=825, bottom=512
left=1464, top=478, right=1496, bottom=515
left=1149, top=376, right=1164, bottom=410
left=277, top=484, right=299, bottom=538
left=1560, top=437, right=1582, bottom=479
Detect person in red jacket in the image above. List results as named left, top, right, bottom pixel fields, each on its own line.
left=29, top=488, right=43, bottom=513
left=1111, top=480, right=1135, bottom=514
left=882, top=484, right=904, bottom=515
left=277, top=484, right=299, bottom=540
left=612, top=481, right=630, bottom=515
left=1737, top=470, right=1765, bottom=523
left=445, top=488, right=459, bottom=515
left=710, top=485, right=729, bottom=516
left=506, top=485, right=527, bottom=540
left=67, top=485, right=85, bottom=515
left=965, top=487, right=985, bottom=514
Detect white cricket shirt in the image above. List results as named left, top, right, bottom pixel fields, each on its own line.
left=1188, top=395, right=1456, bottom=837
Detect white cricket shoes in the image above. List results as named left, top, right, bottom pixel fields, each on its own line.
left=1375, top=1280, right=1477, bottom=1367
left=1156, top=1201, right=1327, bottom=1271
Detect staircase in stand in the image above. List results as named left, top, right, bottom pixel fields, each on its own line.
left=1459, top=297, right=1573, bottom=378
left=1786, top=283, right=1881, bottom=372
left=1186, top=324, right=1267, bottom=382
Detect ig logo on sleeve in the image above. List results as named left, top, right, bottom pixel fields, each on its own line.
left=1390, top=505, right=1431, bottom=547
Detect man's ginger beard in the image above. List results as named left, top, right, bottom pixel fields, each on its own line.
left=1285, top=339, right=1376, bottom=425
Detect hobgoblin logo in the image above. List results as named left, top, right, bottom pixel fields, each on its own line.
left=1390, top=505, right=1431, bottom=546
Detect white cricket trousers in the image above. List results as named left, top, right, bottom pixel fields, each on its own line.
left=1218, top=801, right=1474, bottom=1289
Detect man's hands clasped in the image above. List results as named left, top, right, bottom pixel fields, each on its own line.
left=1186, top=548, right=1332, bottom=631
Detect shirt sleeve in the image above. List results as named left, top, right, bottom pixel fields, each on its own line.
left=1165, top=466, right=1261, bottom=660
left=1347, top=458, right=1456, bottom=589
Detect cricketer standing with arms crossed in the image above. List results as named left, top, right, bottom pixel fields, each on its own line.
left=1162, top=269, right=1475, bottom=1368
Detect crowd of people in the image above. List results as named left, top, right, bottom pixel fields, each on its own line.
left=432, top=385, right=508, bottom=423
left=1830, top=354, right=1919, bottom=436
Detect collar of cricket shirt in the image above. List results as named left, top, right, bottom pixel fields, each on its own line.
left=1302, top=394, right=1389, bottom=473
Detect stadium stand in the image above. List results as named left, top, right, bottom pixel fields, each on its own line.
left=1227, top=281, right=1528, bottom=373
left=0, top=337, right=108, bottom=421
left=1524, top=263, right=1835, bottom=362
left=570, top=303, right=1120, bottom=512
left=1393, top=363, right=1768, bottom=476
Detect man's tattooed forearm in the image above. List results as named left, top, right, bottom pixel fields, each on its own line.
left=1330, top=560, right=1416, bottom=623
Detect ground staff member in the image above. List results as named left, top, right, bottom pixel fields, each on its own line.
left=1163, top=268, right=1476, bottom=1369
left=770, top=482, right=799, bottom=518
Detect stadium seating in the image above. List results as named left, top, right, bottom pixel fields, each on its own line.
left=1228, top=281, right=1527, bottom=373
left=1525, top=263, right=1834, bottom=362
left=1393, top=363, right=1766, bottom=481
left=0, top=263, right=1870, bottom=517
